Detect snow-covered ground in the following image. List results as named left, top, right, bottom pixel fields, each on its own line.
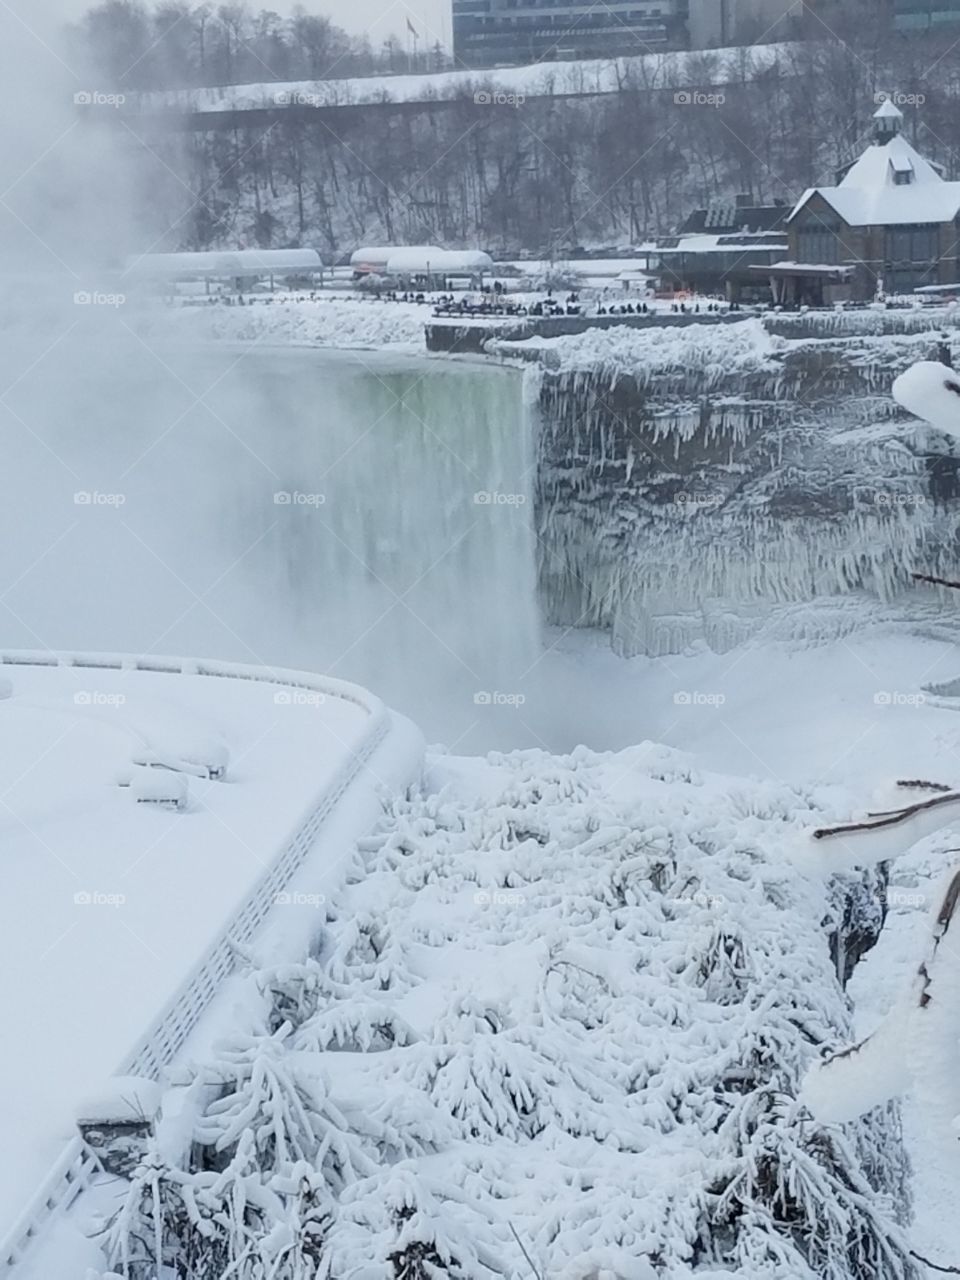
left=31, top=708, right=925, bottom=1279
left=532, top=618, right=960, bottom=784
left=133, top=41, right=795, bottom=115
left=144, top=294, right=430, bottom=354
left=8, top=621, right=960, bottom=1276
left=0, top=658, right=422, bottom=1259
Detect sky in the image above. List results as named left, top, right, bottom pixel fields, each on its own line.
left=47, top=0, right=452, bottom=53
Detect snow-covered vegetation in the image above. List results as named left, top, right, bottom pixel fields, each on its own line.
left=70, top=5, right=960, bottom=257
left=90, top=744, right=919, bottom=1279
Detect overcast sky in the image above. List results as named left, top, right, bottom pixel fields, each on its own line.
left=47, top=0, right=453, bottom=56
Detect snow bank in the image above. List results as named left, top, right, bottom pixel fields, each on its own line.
left=143, top=296, right=428, bottom=354
left=74, top=1076, right=162, bottom=1125
left=134, top=41, right=795, bottom=115
left=494, top=316, right=780, bottom=380
left=892, top=358, right=960, bottom=436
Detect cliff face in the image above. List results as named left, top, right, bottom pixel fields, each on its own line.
left=519, top=316, right=960, bottom=655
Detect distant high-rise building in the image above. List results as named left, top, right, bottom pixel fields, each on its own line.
left=687, top=0, right=803, bottom=46
left=894, top=0, right=960, bottom=29
left=451, top=0, right=686, bottom=68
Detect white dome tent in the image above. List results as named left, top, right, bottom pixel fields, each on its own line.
left=124, top=248, right=324, bottom=294
left=351, top=246, right=493, bottom=288
left=349, top=245, right=441, bottom=276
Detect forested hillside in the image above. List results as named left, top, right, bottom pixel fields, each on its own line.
left=72, top=4, right=960, bottom=259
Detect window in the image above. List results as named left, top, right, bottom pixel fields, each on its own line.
left=884, top=224, right=939, bottom=263
left=796, top=221, right=844, bottom=265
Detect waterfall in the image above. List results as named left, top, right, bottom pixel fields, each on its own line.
left=0, top=325, right=541, bottom=740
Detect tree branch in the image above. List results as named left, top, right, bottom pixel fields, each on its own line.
left=813, top=791, right=960, bottom=840
left=509, top=1222, right=543, bottom=1280
left=912, top=571, right=960, bottom=591
left=910, top=1248, right=960, bottom=1274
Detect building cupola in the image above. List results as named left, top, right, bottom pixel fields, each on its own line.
left=873, top=97, right=904, bottom=143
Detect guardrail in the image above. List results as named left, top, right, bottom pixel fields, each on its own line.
left=0, top=651, right=399, bottom=1273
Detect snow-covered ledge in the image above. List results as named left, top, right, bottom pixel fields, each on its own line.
left=0, top=651, right=423, bottom=1275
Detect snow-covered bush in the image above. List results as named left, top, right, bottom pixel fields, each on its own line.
left=101, top=743, right=919, bottom=1279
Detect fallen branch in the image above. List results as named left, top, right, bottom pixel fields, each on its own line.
left=508, top=1223, right=543, bottom=1280
left=897, top=779, right=954, bottom=793
left=910, top=1248, right=960, bottom=1274
left=912, top=571, right=960, bottom=591
left=918, top=865, right=960, bottom=1008
left=813, top=791, right=960, bottom=840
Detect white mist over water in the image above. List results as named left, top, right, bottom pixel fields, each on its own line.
left=0, top=325, right=542, bottom=746
left=0, top=8, right=544, bottom=750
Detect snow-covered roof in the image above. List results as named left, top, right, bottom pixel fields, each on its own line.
left=757, top=261, right=855, bottom=276
left=384, top=248, right=493, bottom=275
left=656, top=233, right=786, bottom=256
left=789, top=133, right=960, bottom=227
left=125, top=249, right=324, bottom=279
left=350, top=245, right=440, bottom=269
left=874, top=98, right=904, bottom=120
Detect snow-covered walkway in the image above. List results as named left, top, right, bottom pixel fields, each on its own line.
left=0, top=654, right=423, bottom=1267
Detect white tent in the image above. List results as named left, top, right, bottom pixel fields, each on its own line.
left=126, top=249, right=323, bottom=280
left=350, top=245, right=441, bottom=273
left=383, top=248, right=493, bottom=278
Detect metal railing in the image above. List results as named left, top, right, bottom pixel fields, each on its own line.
left=0, top=651, right=404, bottom=1272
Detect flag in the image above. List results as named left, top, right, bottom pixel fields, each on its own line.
left=406, top=17, right=418, bottom=37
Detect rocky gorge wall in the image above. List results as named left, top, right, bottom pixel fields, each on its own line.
left=501, top=314, right=960, bottom=656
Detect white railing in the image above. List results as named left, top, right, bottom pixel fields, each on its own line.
left=0, top=651, right=403, bottom=1272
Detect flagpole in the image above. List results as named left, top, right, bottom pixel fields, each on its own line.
left=406, top=17, right=419, bottom=68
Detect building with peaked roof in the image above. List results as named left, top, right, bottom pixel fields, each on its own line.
left=654, top=195, right=790, bottom=301
left=756, top=101, right=960, bottom=304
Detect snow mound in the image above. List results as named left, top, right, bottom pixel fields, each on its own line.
left=75, top=1076, right=162, bottom=1125
left=892, top=358, right=960, bottom=436
left=495, top=317, right=779, bottom=380
left=98, top=744, right=918, bottom=1279
left=143, top=296, right=427, bottom=353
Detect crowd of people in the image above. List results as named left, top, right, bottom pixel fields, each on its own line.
left=432, top=292, right=582, bottom=319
